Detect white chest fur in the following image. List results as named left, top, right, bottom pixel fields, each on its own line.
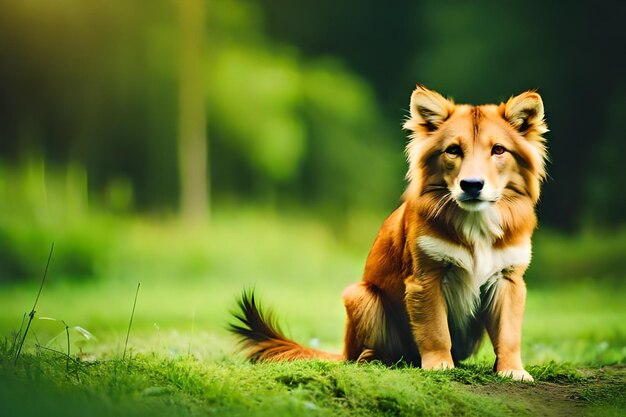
left=416, top=235, right=532, bottom=327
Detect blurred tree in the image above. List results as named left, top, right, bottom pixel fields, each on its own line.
left=179, top=0, right=209, bottom=221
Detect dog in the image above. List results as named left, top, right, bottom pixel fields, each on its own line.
left=229, top=85, right=548, bottom=381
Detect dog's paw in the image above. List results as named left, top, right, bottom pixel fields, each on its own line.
left=421, top=354, right=455, bottom=370
left=424, top=360, right=454, bottom=370
left=497, top=369, right=534, bottom=382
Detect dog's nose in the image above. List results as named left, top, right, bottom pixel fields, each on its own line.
left=460, top=178, right=484, bottom=198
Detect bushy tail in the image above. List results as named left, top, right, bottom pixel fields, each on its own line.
left=228, top=290, right=343, bottom=362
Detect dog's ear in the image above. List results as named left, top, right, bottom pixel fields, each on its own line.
left=404, top=84, right=454, bottom=133
left=503, top=91, right=547, bottom=135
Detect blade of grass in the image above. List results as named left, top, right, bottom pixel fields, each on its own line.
left=64, top=320, right=70, bottom=372
left=122, top=282, right=141, bottom=363
left=14, top=243, right=54, bottom=364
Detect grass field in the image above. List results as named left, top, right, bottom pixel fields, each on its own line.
left=1, top=210, right=625, bottom=416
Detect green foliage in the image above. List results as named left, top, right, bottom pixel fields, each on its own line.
left=0, top=162, right=116, bottom=282
left=299, top=61, right=403, bottom=213
left=210, top=44, right=305, bottom=181
left=206, top=0, right=402, bottom=211
left=583, top=92, right=626, bottom=227
left=0, top=207, right=625, bottom=416
left=0, top=0, right=401, bottom=214
left=527, top=228, right=626, bottom=285
left=5, top=161, right=624, bottom=286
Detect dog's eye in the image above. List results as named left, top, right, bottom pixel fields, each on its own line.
left=492, top=144, right=506, bottom=155
left=445, top=145, right=463, bottom=157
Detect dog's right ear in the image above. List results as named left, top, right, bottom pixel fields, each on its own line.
left=404, top=84, right=454, bottom=133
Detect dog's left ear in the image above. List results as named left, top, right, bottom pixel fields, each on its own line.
left=502, top=91, right=547, bottom=135
left=503, top=91, right=549, bottom=197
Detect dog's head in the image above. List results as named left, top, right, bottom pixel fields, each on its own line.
left=403, top=85, right=548, bottom=212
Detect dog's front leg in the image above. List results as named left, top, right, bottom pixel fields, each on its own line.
left=485, top=266, right=533, bottom=382
left=404, top=273, right=454, bottom=369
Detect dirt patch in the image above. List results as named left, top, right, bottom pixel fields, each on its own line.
left=466, top=379, right=585, bottom=416
left=461, top=365, right=626, bottom=417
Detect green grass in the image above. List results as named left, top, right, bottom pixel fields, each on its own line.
left=1, top=210, right=626, bottom=416
left=2, top=352, right=530, bottom=417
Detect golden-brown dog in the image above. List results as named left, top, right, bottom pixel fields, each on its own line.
left=230, top=85, right=548, bottom=381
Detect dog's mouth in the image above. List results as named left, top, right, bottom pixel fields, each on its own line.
left=455, top=195, right=498, bottom=211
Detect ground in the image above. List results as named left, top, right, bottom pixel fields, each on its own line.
left=465, top=366, right=626, bottom=417
left=1, top=212, right=625, bottom=416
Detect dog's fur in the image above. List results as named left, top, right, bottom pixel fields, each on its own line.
left=229, top=85, right=548, bottom=381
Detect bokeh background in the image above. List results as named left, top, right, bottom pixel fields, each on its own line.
left=0, top=0, right=625, bottom=364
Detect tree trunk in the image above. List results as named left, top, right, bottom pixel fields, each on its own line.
left=178, top=0, right=209, bottom=222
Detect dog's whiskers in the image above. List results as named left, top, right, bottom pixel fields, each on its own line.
left=429, top=192, right=453, bottom=219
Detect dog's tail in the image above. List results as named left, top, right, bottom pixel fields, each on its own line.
left=228, top=290, right=343, bottom=362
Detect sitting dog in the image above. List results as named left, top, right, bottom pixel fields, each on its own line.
left=230, top=85, right=548, bottom=381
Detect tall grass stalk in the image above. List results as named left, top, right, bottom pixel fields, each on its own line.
left=14, top=243, right=54, bottom=363
left=122, top=282, right=141, bottom=363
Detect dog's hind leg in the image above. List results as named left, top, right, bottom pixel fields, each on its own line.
left=342, top=282, right=382, bottom=361
left=342, top=282, right=418, bottom=365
